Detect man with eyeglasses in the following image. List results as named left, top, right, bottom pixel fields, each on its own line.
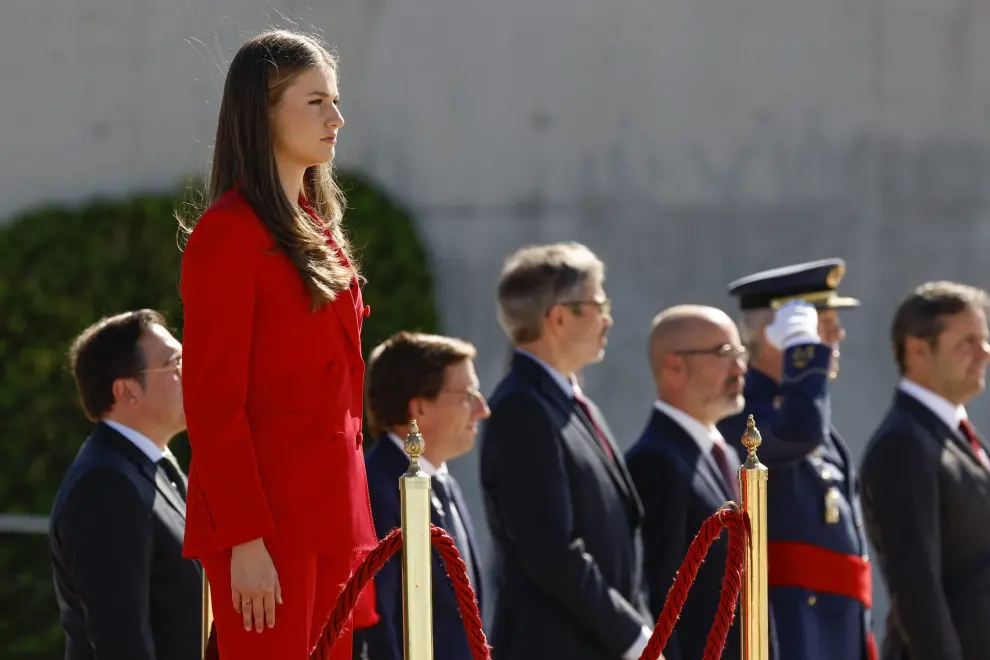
left=354, top=331, right=490, bottom=660
left=49, top=309, right=200, bottom=660
left=479, top=242, right=657, bottom=660
left=716, top=259, right=876, bottom=660
left=624, top=305, right=753, bottom=660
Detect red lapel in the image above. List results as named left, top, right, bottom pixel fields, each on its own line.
left=300, top=200, right=363, bottom=353
left=331, top=280, right=361, bottom=353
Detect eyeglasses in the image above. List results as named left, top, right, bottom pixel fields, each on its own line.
left=673, top=344, right=748, bottom=360
left=559, top=298, right=612, bottom=317
left=141, top=356, right=182, bottom=376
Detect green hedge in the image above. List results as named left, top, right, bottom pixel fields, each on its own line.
left=0, top=171, right=439, bottom=659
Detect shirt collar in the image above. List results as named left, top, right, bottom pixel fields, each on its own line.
left=654, top=400, right=727, bottom=454
left=516, top=348, right=577, bottom=398
left=102, top=419, right=168, bottom=463
left=388, top=432, right=447, bottom=477
left=898, top=378, right=967, bottom=431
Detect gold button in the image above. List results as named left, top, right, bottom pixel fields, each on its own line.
left=862, top=554, right=869, bottom=562
left=808, top=595, right=817, bottom=606
left=821, top=469, right=829, bottom=479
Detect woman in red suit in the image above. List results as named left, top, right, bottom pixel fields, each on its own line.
left=179, top=30, right=378, bottom=659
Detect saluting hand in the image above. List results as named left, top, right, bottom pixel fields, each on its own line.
left=230, top=538, right=283, bottom=632
left=765, top=299, right=819, bottom=350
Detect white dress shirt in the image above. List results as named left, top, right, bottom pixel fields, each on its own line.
left=653, top=400, right=739, bottom=467
left=103, top=419, right=180, bottom=491
left=898, top=378, right=968, bottom=439
left=103, top=419, right=172, bottom=463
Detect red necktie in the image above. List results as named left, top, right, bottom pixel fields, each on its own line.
left=573, top=393, right=614, bottom=461
left=959, top=419, right=990, bottom=470
left=711, top=442, right=740, bottom=501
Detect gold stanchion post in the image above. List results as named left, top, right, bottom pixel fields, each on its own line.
left=401, top=420, right=434, bottom=660
left=202, top=575, right=213, bottom=658
left=739, top=414, right=769, bottom=660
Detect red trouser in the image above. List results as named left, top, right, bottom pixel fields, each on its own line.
left=203, top=536, right=354, bottom=660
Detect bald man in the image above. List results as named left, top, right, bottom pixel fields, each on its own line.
left=624, top=305, right=750, bottom=660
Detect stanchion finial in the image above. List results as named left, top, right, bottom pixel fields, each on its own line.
left=741, top=414, right=762, bottom=458
left=404, top=419, right=427, bottom=478
left=405, top=419, right=426, bottom=460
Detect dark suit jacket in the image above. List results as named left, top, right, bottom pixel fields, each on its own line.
left=354, top=435, right=484, bottom=660
left=860, top=390, right=990, bottom=660
left=49, top=422, right=203, bottom=660
left=625, top=408, right=741, bottom=660
left=479, top=351, right=651, bottom=660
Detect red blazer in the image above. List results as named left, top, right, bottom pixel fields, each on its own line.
left=180, top=189, right=378, bottom=625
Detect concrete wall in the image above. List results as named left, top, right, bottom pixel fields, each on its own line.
left=5, top=0, right=990, bottom=641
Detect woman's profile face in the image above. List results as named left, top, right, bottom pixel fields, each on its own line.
left=271, top=66, right=344, bottom=171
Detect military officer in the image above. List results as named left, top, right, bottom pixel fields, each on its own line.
left=716, top=258, right=876, bottom=660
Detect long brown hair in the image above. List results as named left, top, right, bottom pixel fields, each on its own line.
left=183, top=30, right=359, bottom=308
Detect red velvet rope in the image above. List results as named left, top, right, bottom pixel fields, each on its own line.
left=638, top=506, right=749, bottom=660
left=311, top=526, right=490, bottom=660
left=205, top=508, right=747, bottom=660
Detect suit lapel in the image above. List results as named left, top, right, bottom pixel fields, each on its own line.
left=331, top=284, right=361, bottom=353
left=512, top=352, right=643, bottom=521
left=700, top=451, right=735, bottom=503
left=448, top=478, right=483, bottom=592
left=895, top=391, right=971, bottom=456
left=94, top=423, right=186, bottom=518
left=312, top=214, right=362, bottom=354
left=651, top=410, right=734, bottom=503
left=154, top=468, right=188, bottom=519
left=570, top=397, right=633, bottom=492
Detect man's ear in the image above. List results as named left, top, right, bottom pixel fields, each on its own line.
left=662, top=353, right=687, bottom=384
left=111, top=377, right=140, bottom=407
left=407, top=396, right=427, bottom=423
left=904, top=336, right=933, bottom=366
left=545, top=303, right=568, bottom=335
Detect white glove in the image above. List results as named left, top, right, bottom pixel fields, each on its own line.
left=764, top=299, right=820, bottom=350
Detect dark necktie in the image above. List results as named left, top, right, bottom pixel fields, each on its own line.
left=157, top=456, right=187, bottom=500
left=959, top=419, right=990, bottom=470
left=573, top=392, right=615, bottom=461
left=711, top=442, right=740, bottom=501
left=434, top=474, right=476, bottom=589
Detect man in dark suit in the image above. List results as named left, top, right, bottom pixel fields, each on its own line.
left=860, top=281, right=990, bottom=660
left=479, top=242, right=657, bottom=660
left=717, top=259, right=876, bottom=660
left=354, top=331, right=490, bottom=660
left=49, top=309, right=202, bottom=660
left=625, top=305, right=748, bottom=660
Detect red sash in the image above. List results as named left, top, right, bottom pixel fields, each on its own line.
left=768, top=541, right=877, bottom=660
